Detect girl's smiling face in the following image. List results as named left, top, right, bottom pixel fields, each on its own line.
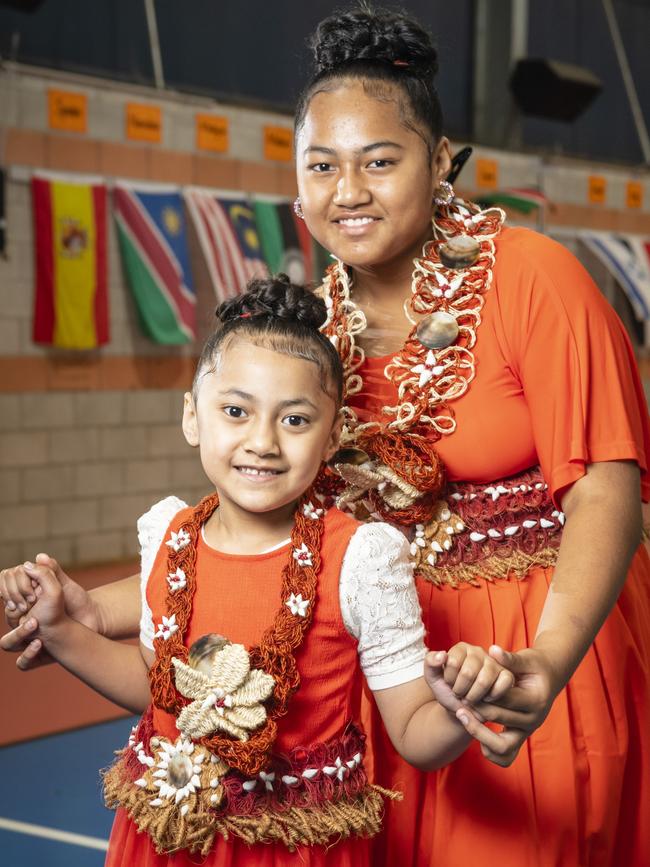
left=296, top=79, right=451, bottom=273
left=182, top=340, right=341, bottom=518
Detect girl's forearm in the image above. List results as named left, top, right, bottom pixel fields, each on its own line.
left=42, top=619, right=150, bottom=712
left=89, top=574, right=141, bottom=639
left=398, top=701, right=472, bottom=771
left=534, top=461, right=641, bottom=690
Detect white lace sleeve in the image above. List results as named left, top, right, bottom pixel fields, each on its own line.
left=340, top=522, right=426, bottom=691
left=138, top=496, right=188, bottom=649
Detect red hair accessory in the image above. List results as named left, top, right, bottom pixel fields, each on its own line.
left=239, top=312, right=253, bottom=319
left=393, top=59, right=409, bottom=68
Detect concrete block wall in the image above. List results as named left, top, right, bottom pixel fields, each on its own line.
left=0, top=390, right=209, bottom=568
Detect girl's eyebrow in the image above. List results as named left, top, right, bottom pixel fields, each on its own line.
left=218, top=389, right=318, bottom=412
left=218, top=388, right=254, bottom=401
left=278, top=398, right=319, bottom=412
left=303, top=141, right=404, bottom=157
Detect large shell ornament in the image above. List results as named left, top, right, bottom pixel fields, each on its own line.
left=438, top=234, right=480, bottom=270
left=416, top=311, right=460, bottom=350
left=328, top=447, right=371, bottom=468
left=188, top=633, right=231, bottom=675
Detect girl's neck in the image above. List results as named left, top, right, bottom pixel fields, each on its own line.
left=202, top=494, right=296, bottom=556
left=350, top=226, right=432, bottom=309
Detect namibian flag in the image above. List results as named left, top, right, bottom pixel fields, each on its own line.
left=253, top=198, right=314, bottom=284
left=32, top=174, right=108, bottom=349
left=113, top=183, right=196, bottom=344
left=185, top=189, right=268, bottom=302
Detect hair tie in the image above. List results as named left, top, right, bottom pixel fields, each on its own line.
left=239, top=312, right=253, bottom=319
left=393, top=59, right=409, bottom=68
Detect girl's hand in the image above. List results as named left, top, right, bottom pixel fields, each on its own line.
left=456, top=645, right=561, bottom=767
left=0, top=562, right=39, bottom=624
left=0, top=618, right=51, bottom=670
left=465, top=645, right=559, bottom=728
left=14, top=563, right=68, bottom=639
left=1, top=554, right=99, bottom=670
left=424, top=643, right=514, bottom=715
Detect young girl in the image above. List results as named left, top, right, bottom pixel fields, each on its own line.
left=3, top=277, right=509, bottom=866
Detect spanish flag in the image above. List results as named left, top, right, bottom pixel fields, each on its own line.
left=32, top=174, right=109, bottom=349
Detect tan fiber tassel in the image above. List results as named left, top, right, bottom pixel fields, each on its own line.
left=104, top=758, right=400, bottom=855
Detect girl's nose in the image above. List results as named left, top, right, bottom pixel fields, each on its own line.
left=244, top=420, right=280, bottom=457
left=333, top=168, right=371, bottom=207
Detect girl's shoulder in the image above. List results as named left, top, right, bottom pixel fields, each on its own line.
left=137, top=496, right=190, bottom=553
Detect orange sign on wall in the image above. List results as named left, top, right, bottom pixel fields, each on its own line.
left=588, top=175, right=607, bottom=204
left=626, top=180, right=643, bottom=209
left=475, top=158, right=498, bottom=190
left=196, top=114, right=229, bottom=153
left=263, top=126, right=293, bottom=162
left=48, top=90, right=87, bottom=134
left=126, top=103, right=162, bottom=143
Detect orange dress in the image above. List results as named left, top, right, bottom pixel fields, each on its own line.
left=352, top=228, right=650, bottom=867
left=105, top=507, right=379, bottom=867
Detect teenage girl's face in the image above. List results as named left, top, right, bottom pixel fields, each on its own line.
left=182, top=340, right=340, bottom=518
left=296, top=79, right=451, bottom=272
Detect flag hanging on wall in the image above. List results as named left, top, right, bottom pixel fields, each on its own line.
left=581, top=232, right=650, bottom=321
left=184, top=189, right=268, bottom=301
left=113, top=183, right=196, bottom=344
left=253, top=198, right=313, bottom=283
left=32, top=173, right=109, bottom=349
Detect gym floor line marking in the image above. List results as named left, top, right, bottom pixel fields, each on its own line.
left=0, top=816, right=109, bottom=850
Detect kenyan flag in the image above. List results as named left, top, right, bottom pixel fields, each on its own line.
left=253, top=199, right=320, bottom=284
left=476, top=188, right=549, bottom=215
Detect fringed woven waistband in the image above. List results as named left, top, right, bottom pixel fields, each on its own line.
left=103, top=709, right=400, bottom=855
left=411, top=466, right=563, bottom=587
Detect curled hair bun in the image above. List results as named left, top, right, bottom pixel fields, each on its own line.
left=311, top=5, right=438, bottom=78
left=217, top=275, right=327, bottom=331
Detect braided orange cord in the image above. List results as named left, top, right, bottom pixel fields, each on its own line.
left=318, top=199, right=505, bottom=522
left=149, top=490, right=325, bottom=776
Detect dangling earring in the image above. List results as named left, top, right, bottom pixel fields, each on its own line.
left=293, top=197, right=305, bottom=220
left=433, top=179, right=455, bottom=206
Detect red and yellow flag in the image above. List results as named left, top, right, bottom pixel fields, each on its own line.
left=32, top=174, right=109, bottom=349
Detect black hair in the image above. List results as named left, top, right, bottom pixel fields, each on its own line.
left=193, top=275, right=343, bottom=406
left=295, top=3, right=443, bottom=153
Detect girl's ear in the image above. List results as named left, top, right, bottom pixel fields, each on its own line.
left=182, top=392, right=200, bottom=447
left=323, top=407, right=344, bottom=462
left=431, top=136, right=452, bottom=193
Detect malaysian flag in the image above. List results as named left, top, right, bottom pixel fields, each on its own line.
left=185, top=189, right=268, bottom=301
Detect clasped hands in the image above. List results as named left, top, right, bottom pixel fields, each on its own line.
left=1, top=557, right=560, bottom=768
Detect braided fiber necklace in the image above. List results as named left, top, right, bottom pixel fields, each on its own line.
left=321, top=199, right=505, bottom=525
left=149, top=489, right=325, bottom=776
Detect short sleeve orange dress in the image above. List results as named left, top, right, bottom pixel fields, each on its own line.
left=352, top=228, right=650, bottom=867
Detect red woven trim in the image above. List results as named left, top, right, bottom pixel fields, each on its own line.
left=112, top=714, right=370, bottom=815
left=221, top=722, right=368, bottom=815
left=441, top=467, right=562, bottom=567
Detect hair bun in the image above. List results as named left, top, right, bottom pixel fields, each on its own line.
left=216, top=275, right=327, bottom=331
left=310, top=6, right=438, bottom=78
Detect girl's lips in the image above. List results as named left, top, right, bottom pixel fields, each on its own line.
left=235, top=466, right=284, bottom=482
left=333, top=216, right=380, bottom=237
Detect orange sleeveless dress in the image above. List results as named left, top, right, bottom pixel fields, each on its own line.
left=105, top=506, right=382, bottom=867
left=354, top=228, right=650, bottom=867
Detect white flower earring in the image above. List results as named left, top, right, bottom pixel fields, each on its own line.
left=293, top=197, right=305, bottom=219
left=433, top=180, right=455, bottom=206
